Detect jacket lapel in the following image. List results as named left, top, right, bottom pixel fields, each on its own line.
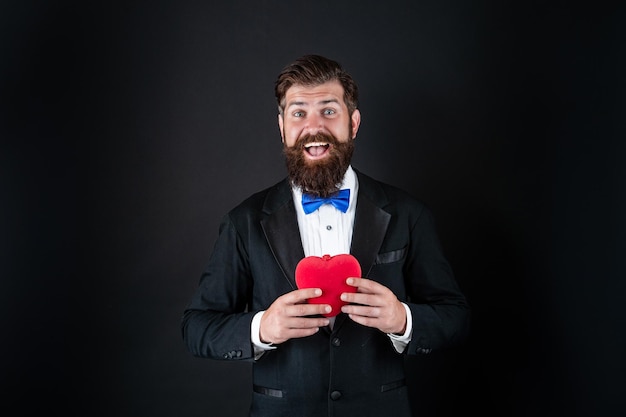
left=335, top=170, right=391, bottom=331
left=260, top=180, right=304, bottom=289
left=350, top=170, right=391, bottom=276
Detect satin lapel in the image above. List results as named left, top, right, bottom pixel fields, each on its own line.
left=350, top=188, right=391, bottom=277
left=335, top=175, right=391, bottom=330
left=260, top=184, right=304, bottom=290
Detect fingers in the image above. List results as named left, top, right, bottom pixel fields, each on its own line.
left=341, top=301, right=406, bottom=334
left=340, top=277, right=407, bottom=334
left=282, top=288, right=333, bottom=316
left=340, top=278, right=387, bottom=316
left=341, top=277, right=388, bottom=304
left=285, top=302, right=332, bottom=318
left=286, top=287, right=324, bottom=303
left=344, top=277, right=382, bottom=293
left=259, top=288, right=331, bottom=344
left=260, top=313, right=329, bottom=345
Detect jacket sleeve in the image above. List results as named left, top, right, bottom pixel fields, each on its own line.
left=181, top=214, right=256, bottom=361
left=403, top=206, right=470, bottom=355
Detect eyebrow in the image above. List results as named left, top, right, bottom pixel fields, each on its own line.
left=286, top=98, right=341, bottom=109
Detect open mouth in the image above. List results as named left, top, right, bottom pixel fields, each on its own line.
left=304, top=142, right=330, bottom=158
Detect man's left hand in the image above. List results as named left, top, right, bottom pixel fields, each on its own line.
left=340, top=277, right=407, bottom=335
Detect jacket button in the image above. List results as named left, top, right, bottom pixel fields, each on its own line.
left=330, top=391, right=342, bottom=401
left=331, top=337, right=341, bottom=347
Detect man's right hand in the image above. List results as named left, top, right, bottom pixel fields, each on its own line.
left=259, top=288, right=331, bottom=345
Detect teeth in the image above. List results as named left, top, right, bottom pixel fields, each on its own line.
left=304, top=142, right=328, bottom=148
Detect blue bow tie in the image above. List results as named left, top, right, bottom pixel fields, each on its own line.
left=301, top=189, right=350, bottom=214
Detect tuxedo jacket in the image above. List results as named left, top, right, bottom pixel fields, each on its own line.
left=182, top=168, right=469, bottom=417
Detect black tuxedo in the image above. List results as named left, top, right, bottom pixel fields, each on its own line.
left=182, top=168, right=469, bottom=417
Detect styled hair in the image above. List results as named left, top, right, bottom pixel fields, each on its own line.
left=274, top=55, right=359, bottom=115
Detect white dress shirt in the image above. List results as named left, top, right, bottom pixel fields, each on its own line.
left=251, top=166, right=412, bottom=357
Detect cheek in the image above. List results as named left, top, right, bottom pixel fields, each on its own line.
left=329, top=124, right=351, bottom=142
left=284, top=127, right=302, bottom=147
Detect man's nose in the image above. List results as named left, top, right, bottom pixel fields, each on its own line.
left=304, top=113, right=326, bottom=135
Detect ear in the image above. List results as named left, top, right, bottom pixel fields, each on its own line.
left=350, top=109, right=361, bottom=139
left=278, top=113, right=285, bottom=143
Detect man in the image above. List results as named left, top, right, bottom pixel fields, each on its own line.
left=182, top=55, right=469, bottom=417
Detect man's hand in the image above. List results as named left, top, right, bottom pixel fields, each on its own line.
left=340, top=278, right=407, bottom=334
left=259, top=288, right=331, bottom=345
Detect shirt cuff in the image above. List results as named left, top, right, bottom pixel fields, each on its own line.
left=387, top=303, right=413, bottom=353
left=251, top=311, right=276, bottom=359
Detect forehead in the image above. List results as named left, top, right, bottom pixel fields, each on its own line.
left=284, top=80, right=345, bottom=107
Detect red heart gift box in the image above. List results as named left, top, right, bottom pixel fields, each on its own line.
left=295, top=254, right=361, bottom=317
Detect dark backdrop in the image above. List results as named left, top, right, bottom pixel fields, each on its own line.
left=2, top=1, right=625, bottom=416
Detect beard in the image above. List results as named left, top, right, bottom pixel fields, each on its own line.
left=283, top=131, right=355, bottom=198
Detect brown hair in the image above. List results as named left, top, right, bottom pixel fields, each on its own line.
left=274, top=55, right=359, bottom=115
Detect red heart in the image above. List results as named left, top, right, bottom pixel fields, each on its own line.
left=295, top=254, right=361, bottom=317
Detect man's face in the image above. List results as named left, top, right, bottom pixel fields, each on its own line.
left=279, top=80, right=360, bottom=150
left=279, top=81, right=361, bottom=197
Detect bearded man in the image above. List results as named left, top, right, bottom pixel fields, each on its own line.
left=182, top=55, right=469, bottom=417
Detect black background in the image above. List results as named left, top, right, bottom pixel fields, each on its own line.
left=2, top=1, right=625, bottom=416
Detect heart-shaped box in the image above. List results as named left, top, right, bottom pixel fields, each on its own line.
left=295, top=254, right=361, bottom=317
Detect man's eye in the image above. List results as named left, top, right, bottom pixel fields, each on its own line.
left=293, top=111, right=305, bottom=117
left=323, top=109, right=336, bottom=115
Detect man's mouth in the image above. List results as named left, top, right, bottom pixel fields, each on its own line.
left=304, top=142, right=330, bottom=158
